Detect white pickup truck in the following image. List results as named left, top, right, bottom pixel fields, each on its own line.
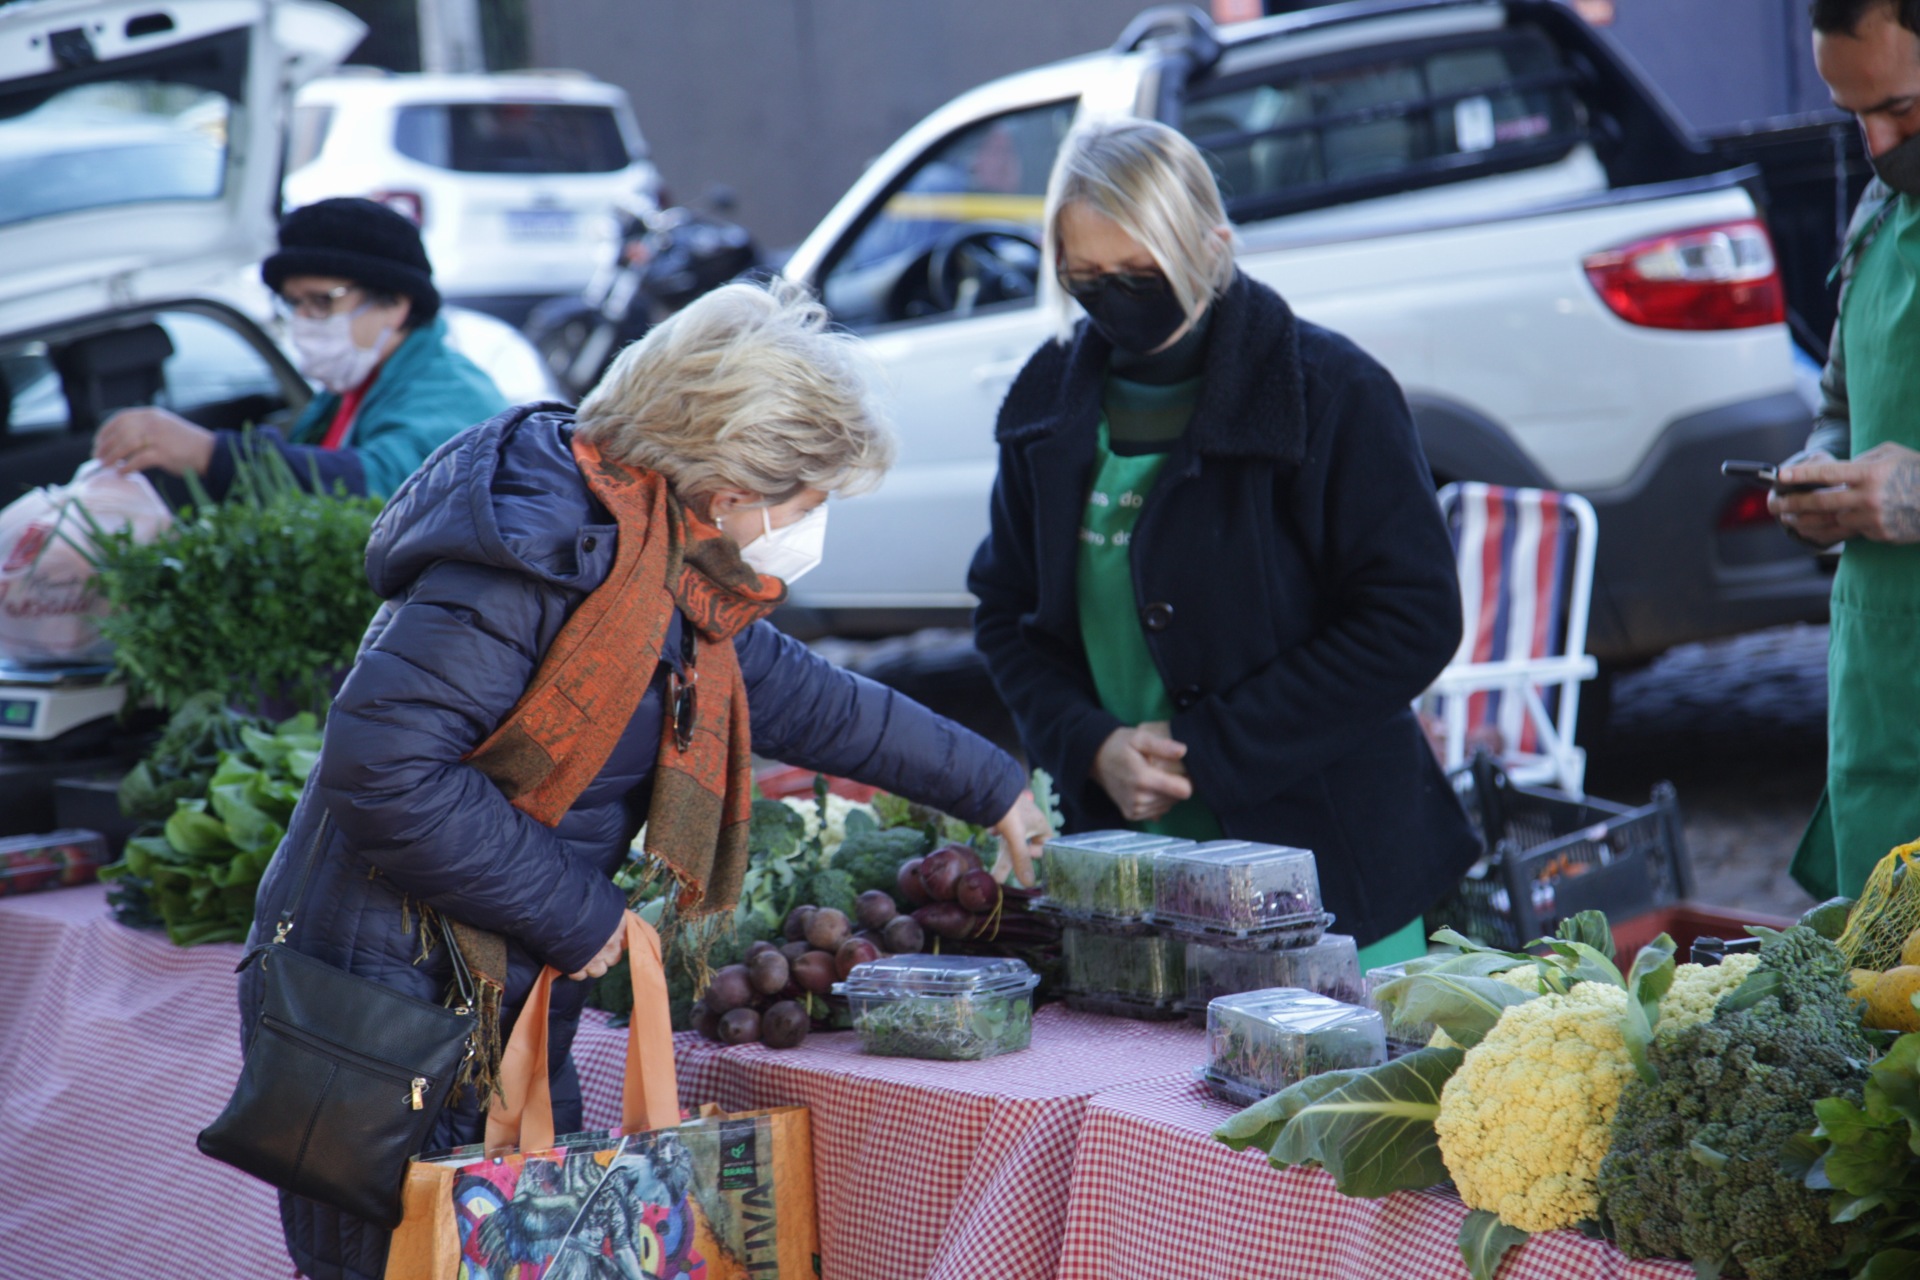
left=775, top=0, right=1832, bottom=668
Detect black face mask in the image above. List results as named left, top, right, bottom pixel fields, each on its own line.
left=1062, top=270, right=1190, bottom=355
left=1870, top=128, right=1920, bottom=199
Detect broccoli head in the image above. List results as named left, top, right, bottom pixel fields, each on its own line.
left=1597, top=926, right=1868, bottom=1280
left=830, top=825, right=931, bottom=897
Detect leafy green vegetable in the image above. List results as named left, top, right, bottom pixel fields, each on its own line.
left=1459, top=1209, right=1529, bottom=1280
left=1622, top=933, right=1678, bottom=1086
left=1370, top=973, right=1538, bottom=1050
left=1231, top=1046, right=1465, bottom=1198
left=852, top=992, right=1033, bottom=1060
left=116, top=693, right=267, bottom=822
left=77, top=437, right=382, bottom=716
left=97, top=713, right=322, bottom=945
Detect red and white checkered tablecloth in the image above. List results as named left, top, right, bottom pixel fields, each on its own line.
left=0, top=885, right=297, bottom=1280
left=572, top=1004, right=1208, bottom=1280
left=1057, top=1072, right=1695, bottom=1280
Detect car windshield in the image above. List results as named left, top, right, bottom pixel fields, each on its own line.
left=0, top=80, right=230, bottom=228
left=393, top=102, right=631, bottom=173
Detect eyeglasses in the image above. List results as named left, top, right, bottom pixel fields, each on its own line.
left=274, top=284, right=360, bottom=320
left=1056, top=268, right=1169, bottom=300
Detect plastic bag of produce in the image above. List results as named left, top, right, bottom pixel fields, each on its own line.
left=0, top=461, right=171, bottom=664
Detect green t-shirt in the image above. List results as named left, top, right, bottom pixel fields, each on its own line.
left=1076, top=377, right=1221, bottom=841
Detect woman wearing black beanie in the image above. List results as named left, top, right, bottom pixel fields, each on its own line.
left=92, top=197, right=507, bottom=498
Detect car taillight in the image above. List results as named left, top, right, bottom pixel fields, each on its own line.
left=1583, top=219, right=1785, bottom=331
left=372, top=190, right=425, bottom=226
left=1718, top=486, right=1775, bottom=531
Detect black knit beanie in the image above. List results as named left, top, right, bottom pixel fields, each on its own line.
left=262, top=197, right=440, bottom=323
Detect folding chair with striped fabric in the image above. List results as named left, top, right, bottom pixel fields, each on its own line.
left=1424, top=482, right=1599, bottom=795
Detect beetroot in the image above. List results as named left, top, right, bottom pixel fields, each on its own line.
left=690, top=1000, right=719, bottom=1041
left=913, top=901, right=975, bottom=941
left=778, top=939, right=812, bottom=963
left=745, top=939, right=779, bottom=962
left=882, top=914, right=925, bottom=954
left=760, top=1000, right=810, bottom=1049
left=718, top=1007, right=761, bottom=1046
left=896, top=857, right=929, bottom=905
left=955, top=868, right=1000, bottom=914
left=855, top=889, right=898, bottom=931
left=705, top=964, right=754, bottom=1014
left=836, top=936, right=881, bottom=980
left=782, top=905, right=817, bottom=943
left=749, top=950, right=790, bottom=997
left=792, top=950, right=837, bottom=995
left=805, top=907, right=851, bottom=953
left=918, top=846, right=977, bottom=901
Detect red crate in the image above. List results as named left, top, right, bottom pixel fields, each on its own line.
left=1612, top=900, right=1797, bottom=966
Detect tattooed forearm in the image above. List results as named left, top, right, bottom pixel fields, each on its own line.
left=1885, top=454, right=1920, bottom=543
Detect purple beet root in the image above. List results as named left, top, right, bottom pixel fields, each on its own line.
left=745, top=939, right=779, bottom=962
left=782, top=905, right=817, bottom=943
left=836, top=936, right=881, bottom=980
left=718, top=1006, right=761, bottom=1046
left=882, top=914, right=925, bottom=953
left=955, top=868, right=1000, bottom=914
left=913, top=901, right=975, bottom=941
left=896, top=857, right=929, bottom=905
left=919, top=846, right=977, bottom=902
left=760, top=1000, right=810, bottom=1049
left=705, top=964, right=754, bottom=1014
left=779, top=939, right=812, bottom=963
left=793, top=950, right=837, bottom=995
left=690, top=1000, right=719, bottom=1041
left=855, top=889, right=898, bottom=931
left=749, top=950, right=790, bottom=997
left=805, top=908, right=851, bottom=953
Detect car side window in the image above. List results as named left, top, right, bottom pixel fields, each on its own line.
left=1184, top=27, right=1584, bottom=220
left=152, top=312, right=285, bottom=419
left=287, top=105, right=335, bottom=172
left=821, top=99, right=1077, bottom=330
left=0, top=310, right=285, bottom=439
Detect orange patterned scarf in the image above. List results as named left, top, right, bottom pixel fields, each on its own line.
left=467, top=432, right=784, bottom=916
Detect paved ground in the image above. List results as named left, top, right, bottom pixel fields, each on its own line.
left=1586, top=623, right=1829, bottom=920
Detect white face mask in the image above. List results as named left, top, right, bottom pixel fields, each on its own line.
left=740, top=502, right=828, bottom=584
left=288, top=306, right=393, bottom=394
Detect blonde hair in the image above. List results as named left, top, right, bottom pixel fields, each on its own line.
left=1042, top=117, right=1237, bottom=340
left=574, top=280, right=894, bottom=500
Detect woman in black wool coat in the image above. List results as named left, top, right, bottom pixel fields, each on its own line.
left=968, top=118, right=1479, bottom=968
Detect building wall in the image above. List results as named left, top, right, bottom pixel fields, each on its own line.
left=526, top=0, right=1840, bottom=249
left=526, top=0, right=1144, bottom=247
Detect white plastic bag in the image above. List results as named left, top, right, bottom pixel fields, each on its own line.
left=0, top=462, right=172, bottom=664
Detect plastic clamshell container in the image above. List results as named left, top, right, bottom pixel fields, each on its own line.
left=1035, top=830, right=1193, bottom=921
left=1365, top=961, right=1437, bottom=1050
left=1062, top=926, right=1185, bottom=1017
left=1183, top=933, right=1362, bottom=1023
left=0, top=828, right=109, bottom=897
left=1149, top=841, right=1324, bottom=943
left=1204, top=988, right=1385, bottom=1099
left=840, top=954, right=1039, bottom=1060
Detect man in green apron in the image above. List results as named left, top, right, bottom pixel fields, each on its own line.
left=1783, top=0, right=1920, bottom=898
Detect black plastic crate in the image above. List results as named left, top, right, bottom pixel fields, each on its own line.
left=1427, top=757, right=1694, bottom=951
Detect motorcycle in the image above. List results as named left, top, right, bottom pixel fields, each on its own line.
left=525, top=188, right=763, bottom=399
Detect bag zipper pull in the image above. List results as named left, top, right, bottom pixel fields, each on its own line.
left=409, top=1077, right=427, bottom=1111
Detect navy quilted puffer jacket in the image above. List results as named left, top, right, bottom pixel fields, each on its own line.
left=239, top=404, right=1025, bottom=1280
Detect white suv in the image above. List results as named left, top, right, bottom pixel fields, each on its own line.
left=284, top=71, right=661, bottom=325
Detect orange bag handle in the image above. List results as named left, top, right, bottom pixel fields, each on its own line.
left=485, top=911, right=680, bottom=1154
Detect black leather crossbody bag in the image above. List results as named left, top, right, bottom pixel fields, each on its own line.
left=198, top=812, right=478, bottom=1228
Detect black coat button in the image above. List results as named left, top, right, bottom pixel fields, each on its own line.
left=1173, top=685, right=1202, bottom=711
left=1142, top=601, right=1174, bottom=632
left=582, top=535, right=598, bottom=552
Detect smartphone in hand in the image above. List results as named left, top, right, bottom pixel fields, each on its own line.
left=1721, top=459, right=1820, bottom=495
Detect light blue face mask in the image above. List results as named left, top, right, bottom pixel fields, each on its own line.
left=741, top=502, right=828, bottom=584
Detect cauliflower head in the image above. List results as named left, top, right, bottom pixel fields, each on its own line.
left=1657, top=953, right=1760, bottom=1037
left=1435, top=980, right=1634, bottom=1232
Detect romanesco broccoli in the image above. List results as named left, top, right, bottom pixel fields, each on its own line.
left=1597, top=927, right=1868, bottom=1280
left=1434, top=979, right=1635, bottom=1232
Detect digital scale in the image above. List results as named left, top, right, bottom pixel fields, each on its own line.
left=0, top=662, right=126, bottom=742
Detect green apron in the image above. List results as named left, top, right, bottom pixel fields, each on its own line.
left=1076, top=418, right=1222, bottom=842
left=1791, top=194, right=1920, bottom=900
